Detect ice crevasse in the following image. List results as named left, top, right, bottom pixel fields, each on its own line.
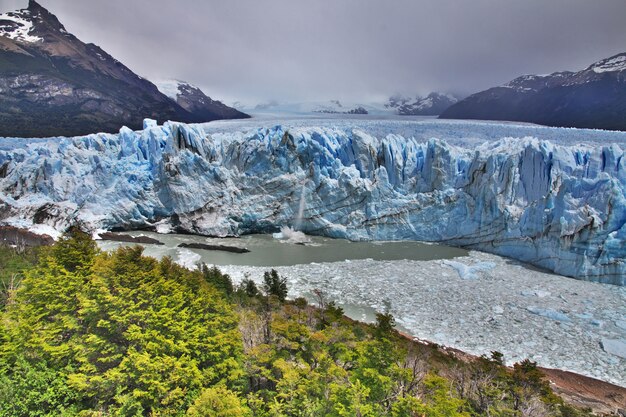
left=0, top=119, right=624, bottom=285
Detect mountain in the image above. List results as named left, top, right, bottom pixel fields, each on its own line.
left=1, top=119, right=625, bottom=284
left=440, top=53, right=626, bottom=131
left=235, top=100, right=391, bottom=115
left=155, top=80, right=249, bottom=121
left=0, top=1, right=247, bottom=138
left=386, top=92, right=459, bottom=116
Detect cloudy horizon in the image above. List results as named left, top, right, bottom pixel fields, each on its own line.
left=3, top=0, right=626, bottom=105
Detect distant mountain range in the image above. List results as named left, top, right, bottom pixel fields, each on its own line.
left=234, top=93, right=459, bottom=116
left=386, top=93, right=460, bottom=116
left=440, top=53, right=626, bottom=131
left=0, top=1, right=247, bottom=138
left=235, top=100, right=380, bottom=115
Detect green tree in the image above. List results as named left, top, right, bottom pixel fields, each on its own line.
left=0, top=355, right=82, bottom=417
left=240, top=278, right=259, bottom=297
left=375, top=311, right=396, bottom=338
left=262, top=269, right=288, bottom=302
left=50, top=226, right=97, bottom=273
left=186, top=386, right=251, bottom=417
left=200, top=263, right=234, bottom=296
left=1, top=237, right=244, bottom=416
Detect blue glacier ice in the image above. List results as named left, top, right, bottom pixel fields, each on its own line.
left=1, top=118, right=626, bottom=284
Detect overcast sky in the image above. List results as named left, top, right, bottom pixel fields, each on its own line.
left=4, top=0, right=626, bottom=104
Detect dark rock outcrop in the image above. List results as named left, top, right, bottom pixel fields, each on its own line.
left=178, top=242, right=250, bottom=254
left=98, top=232, right=164, bottom=246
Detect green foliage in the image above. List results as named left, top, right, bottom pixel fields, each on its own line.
left=50, top=226, right=98, bottom=273
left=509, top=359, right=561, bottom=409
left=0, top=355, right=82, bottom=417
left=200, top=263, right=234, bottom=296
left=323, top=301, right=344, bottom=324
left=262, top=269, right=288, bottom=302
left=240, top=278, right=259, bottom=297
left=375, top=311, right=396, bottom=337
left=0, top=233, right=590, bottom=417
left=0, top=245, right=39, bottom=284
left=0, top=245, right=39, bottom=310
left=1, top=235, right=243, bottom=416
left=186, top=386, right=251, bottom=417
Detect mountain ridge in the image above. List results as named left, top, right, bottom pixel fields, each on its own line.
left=0, top=0, right=248, bottom=138
left=386, top=92, right=460, bottom=116
left=155, top=79, right=248, bottom=121
left=440, top=53, right=626, bottom=131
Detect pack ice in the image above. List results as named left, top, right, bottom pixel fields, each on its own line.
left=1, top=118, right=625, bottom=284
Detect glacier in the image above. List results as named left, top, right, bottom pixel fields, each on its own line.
left=1, top=117, right=626, bottom=284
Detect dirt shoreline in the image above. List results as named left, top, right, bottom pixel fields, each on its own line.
left=397, top=331, right=625, bottom=415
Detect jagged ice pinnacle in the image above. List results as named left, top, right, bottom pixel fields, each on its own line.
left=0, top=118, right=625, bottom=284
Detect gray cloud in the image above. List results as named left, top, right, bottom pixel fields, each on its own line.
left=5, top=0, right=626, bottom=104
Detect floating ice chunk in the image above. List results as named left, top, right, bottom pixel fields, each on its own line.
left=521, top=290, right=551, bottom=298
left=492, top=306, right=505, bottom=315
left=176, top=249, right=201, bottom=270
left=600, top=339, right=626, bottom=359
left=526, top=306, right=571, bottom=322
left=443, top=260, right=496, bottom=279
left=616, top=320, right=626, bottom=331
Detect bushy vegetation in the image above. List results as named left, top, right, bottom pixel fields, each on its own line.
left=0, top=230, right=593, bottom=416
left=0, top=245, right=40, bottom=310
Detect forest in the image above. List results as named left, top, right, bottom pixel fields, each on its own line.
left=0, top=229, right=593, bottom=416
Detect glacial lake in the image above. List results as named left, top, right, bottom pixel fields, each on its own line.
left=96, top=230, right=626, bottom=386
left=96, top=230, right=469, bottom=267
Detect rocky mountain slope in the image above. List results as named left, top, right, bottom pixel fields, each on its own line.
left=0, top=1, right=247, bottom=138
left=440, top=53, right=626, bottom=131
left=387, top=93, right=459, bottom=116
left=155, top=80, right=248, bottom=121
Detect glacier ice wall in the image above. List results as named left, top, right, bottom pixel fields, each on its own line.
left=0, top=120, right=625, bottom=284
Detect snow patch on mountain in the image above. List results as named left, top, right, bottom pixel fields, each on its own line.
left=0, top=9, right=43, bottom=43
left=154, top=79, right=184, bottom=100
left=387, top=93, right=459, bottom=115
left=591, top=54, right=626, bottom=74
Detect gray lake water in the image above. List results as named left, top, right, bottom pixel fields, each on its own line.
left=96, top=231, right=468, bottom=267
left=95, top=231, right=626, bottom=386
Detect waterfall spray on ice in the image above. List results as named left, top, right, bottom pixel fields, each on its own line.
left=295, top=182, right=306, bottom=231
left=273, top=182, right=311, bottom=244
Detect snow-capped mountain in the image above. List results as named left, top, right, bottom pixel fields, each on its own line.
left=1, top=118, right=625, bottom=284
left=0, top=1, right=247, bottom=138
left=440, top=53, right=626, bottom=131
left=386, top=93, right=460, bottom=116
left=155, top=80, right=248, bottom=121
